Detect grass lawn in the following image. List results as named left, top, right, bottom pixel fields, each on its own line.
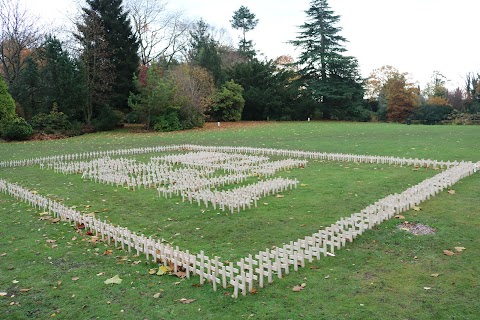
left=1, top=121, right=479, bottom=319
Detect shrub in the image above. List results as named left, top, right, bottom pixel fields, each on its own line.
left=153, top=111, right=182, bottom=132
left=30, top=105, right=72, bottom=133
left=91, top=108, right=124, bottom=131
left=2, top=117, right=33, bottom=140
left=412, top=104, right=453, bottom=124
left=209, top=80, right=245, bottom=122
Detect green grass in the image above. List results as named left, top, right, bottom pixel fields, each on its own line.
left=1, top=122, right=479, bottom=319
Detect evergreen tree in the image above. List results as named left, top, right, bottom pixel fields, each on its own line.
left=75, top=8, right=114, bottom=124
left=11, top=56, right=40, bottom=120
left=189, top=20, right=224, bottom=86
left=87, top=0, right=139, bottom=112
left=230, top=6, right=258, bottom=59
left=290, top=0, right=365, bottom=119
left=39, top=36, right=85, bottom=121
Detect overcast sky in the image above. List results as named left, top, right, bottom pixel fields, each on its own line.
left=23, top=0, right=480, bottom=90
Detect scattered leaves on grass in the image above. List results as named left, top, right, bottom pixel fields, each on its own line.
left=413, top=206, right=421, bottom=211
left=103, top=249, right=113, bottom=256
left=443, top=250, right=455, bottom=256
left=447, top=189, right=456, bottom=195
left=394, top=215, right=405, bottom=219
left=431, top=273, right=440, bottom=277
left=104, top=275, right=122, bottom=285
left=292, top=283, right=306, bottom=292
left=20, top=288, right=32, bottom=292
left=153, top=292, right=161, bottom=298
left=71, top=277, right=79, bottom=281
left=275, top=194, right=284, bottom=198
left=0, top=292, right=8, bottom=297
left=51, top=218, right=60, bottom=224
left=454, top=246, right=466, bottom=252
left=179, top=298, right=195, bottom=304
left=250, top=288, right=258, bottom=294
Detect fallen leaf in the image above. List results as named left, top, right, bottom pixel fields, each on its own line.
left=148, top=269, right=156, bottom=275
left=179, top=298, right=195, bottom=304
left=103, top=250, right=113, bottom=256
left=51, top=218, right=60, bottom=223
left=46, top=239, right=56, bottom=244
left=20, top=288, right=32, bottom=292
left=1, top=253, right=7, bottom=257
left=443, top=250, right=455, bottom=256
left=447, top=189, right=455, bottom=195
left=275, top=194, right=284, bottom=198
left=430, top=273, right=440, bottom=277
left=96, top=272, right=105, bottom=276
left=157, top=265, right=172, bottom=276
left=0, top=292, right=8, bottom=296
left=292, top=285, right=304, bottom=292
left=173, top=271, right=187, bottom=278
left=454, top=247, right=466, bottom=252
left=71, top=277, right=79, bottom=281
left=39, top=212, right=50, bottom=216
left=153, top=292, right=161, bottom=298
left=424, top=287, right=432, bottom=290
left=413, top=206, right=421, bottom=211
left=395, top=215, right=406, bottom=219
left=104, top=275, right=122, bottom=285
left=12, top=280, right=19, bottom=284
left=250, top=288, right=258, bottom=294
left=300, top=184, right=308, bottom=187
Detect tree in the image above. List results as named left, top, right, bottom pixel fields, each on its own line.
left=188, top=19, right=224, bottom=85
left=290, top=0, right=365, bottom=119
left=170, top=64, right=215, bottom=128
left=38, top=36, right=85, bottom=121
left=0, top=77, right=16, bottom=126
left=423, top=71, right=449, bottom=103
left=0, top=0, right=42, bottom=90
left=75, top=7, right=114, bottom=125
left=209, top=80, right=245, bottom=121
left=447, top=87, right=464, bottom=111
left=128, top=63, right=176, bottom=130
left=12, top=56, right=39, bottom=119
left=383, top=74, right=420, bottom=122
left=126, top=0, right=190, bottom=66
left=230, top=6, right=258, bottom=58
left=87, top=0, right=139, bottom=111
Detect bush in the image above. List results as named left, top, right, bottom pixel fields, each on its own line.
left=91, top=108, right=125, bottom=132
left=30, top=106, right=72, bottom=133
left=2, top=117, right=33, bottom=140
left=412, top=104, right=453, bottom=124
left=153, top=111, right=182, bottom=132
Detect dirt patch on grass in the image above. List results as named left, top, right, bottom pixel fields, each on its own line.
left=397, top=222, right=436, bottom=235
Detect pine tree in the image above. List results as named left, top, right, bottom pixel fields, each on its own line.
left=290, top=0, right=365, bottom=119
left=87, top=0, right=139, bottom=112
left=230, top=6, right=258, bottom=59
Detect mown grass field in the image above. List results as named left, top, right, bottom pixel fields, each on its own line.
left=1, top=121, right=479, bottom=319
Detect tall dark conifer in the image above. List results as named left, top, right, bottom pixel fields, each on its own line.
left=87, top=0, right=139, bottom=112
left=290, top=0, right=365, bottom=120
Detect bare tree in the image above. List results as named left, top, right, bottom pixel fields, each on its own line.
left=0, top=0, right=43, bottom=88
left=125, top=0, right=191, bottom=66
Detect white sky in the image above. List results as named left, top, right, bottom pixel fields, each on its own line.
left=22, top=0, right=480, bottom=91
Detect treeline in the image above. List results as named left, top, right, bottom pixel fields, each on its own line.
left=1, top=0, right=479, bottom=141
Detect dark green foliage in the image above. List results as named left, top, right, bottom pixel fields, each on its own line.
left=38, top=36, right=86, bottom=121
left=1, top=117, right=33, bottom=140
left=10, top=56, right=40, bottom=120
left=128, top=64, right=177, bottom=130
left=91, top=107, right=124, bottom=131
left=86, top=0, right=139, bottom=111
left=227, top=58, right=312, bottom=120
left=209, top=80, right=245, bottom=121
left=189, top=20, right=224, bottom=86
left=75, top=8, right=114, bottom=125
left=290, top=0, right=365, bottom=119
left=412, top=104, right=454, bottom=124
left=230, top=6, right=258, bottom=59
left=30, top=104, right=72, bottom=133
left=153, top=110, right=182, bottom=132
